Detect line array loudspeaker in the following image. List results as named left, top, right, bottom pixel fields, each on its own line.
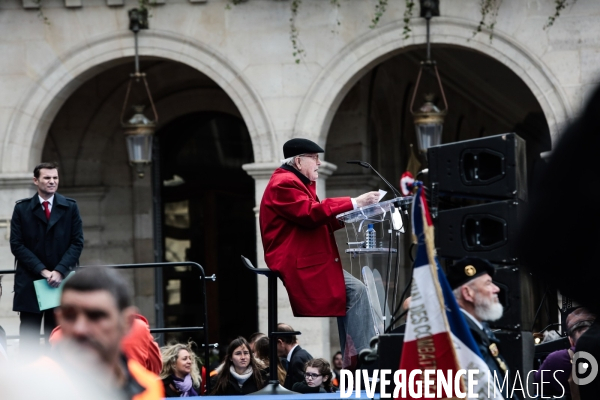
left=434, top=200, right=521, bottom=264
left=490, top=265, right=535, bottom=331
left=428, top=132, right=527, bottom=201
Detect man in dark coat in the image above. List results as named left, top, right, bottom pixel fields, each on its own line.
left=10, top=162, right=84, bottom=352
left=277, top=323, right=313, bottom=391
left=448, top=257, right=514, bottom=398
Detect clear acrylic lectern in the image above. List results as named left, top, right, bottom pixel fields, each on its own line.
left=336, top=197, right=413, bottom=334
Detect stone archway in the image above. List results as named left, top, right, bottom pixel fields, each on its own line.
left=2, top=29, right=276, bottom=175
left=294, top=17, right=572, bottom=150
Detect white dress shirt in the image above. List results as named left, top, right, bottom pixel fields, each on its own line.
left=38, top=194, right=55, bottom=212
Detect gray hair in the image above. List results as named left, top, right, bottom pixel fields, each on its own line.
left=453, top=281, right=475, bottom=300
left=281, top=156, right=297, bottom=166
left=452, top=287, right=462, bottom=300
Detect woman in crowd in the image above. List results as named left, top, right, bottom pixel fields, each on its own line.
left=160, top=342, right=203, bottom=397
left=331, top=351, right=343, bottom=388
left=253, top=336, right=286, bottom=383
left=292, top=358, right=335, bottom=394
left=211, top=337, right=266, bottom=395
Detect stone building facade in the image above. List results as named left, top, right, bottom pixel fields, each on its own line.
left=0, top=0, right=597, bottom=360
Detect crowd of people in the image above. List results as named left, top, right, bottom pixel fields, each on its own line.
left=0, top=265, right=347, bottom=399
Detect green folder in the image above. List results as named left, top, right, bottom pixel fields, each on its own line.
left=33, top=272, right=74, bottom=311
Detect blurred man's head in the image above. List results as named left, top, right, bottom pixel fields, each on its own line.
left=248, top=332, right=267, bottom=353
left=55, top=267, right=136, bottom=366
left=276, top=323, right=298, bottom=357
left=566, top=307, right=597, bottom=346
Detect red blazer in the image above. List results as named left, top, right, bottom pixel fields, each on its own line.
left=259, top=166, right=353, bottom=317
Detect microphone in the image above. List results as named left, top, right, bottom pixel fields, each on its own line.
left=347, top=160, right=402, bottom=198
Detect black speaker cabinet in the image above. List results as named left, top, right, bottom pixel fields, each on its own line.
left=428, top=133, right=527, bottom=201
left=490, top=265, right=535, bottom=331
left=435, top=200, right=521, bottom=263
left=495, top=330, right=535, bottom=394
left=378, top=334, right=404, bottom=371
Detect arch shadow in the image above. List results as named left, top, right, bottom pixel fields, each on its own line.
left=2, top=30, right=276, bottom=173
left=294, top=17, right=572, bottom=150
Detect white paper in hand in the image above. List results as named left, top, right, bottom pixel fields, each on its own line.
left=378, top=189, right=387, bottom=202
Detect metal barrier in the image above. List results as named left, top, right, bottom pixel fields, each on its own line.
left=0, top=261, right=215, bottom=393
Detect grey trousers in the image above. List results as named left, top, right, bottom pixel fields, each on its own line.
left=337, top=270, right=377, bottom=369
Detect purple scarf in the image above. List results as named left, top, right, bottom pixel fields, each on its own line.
left=171, top=374, right=199, bottom=397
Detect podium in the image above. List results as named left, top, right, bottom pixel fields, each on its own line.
left=336, top=197, right=413, bottom=334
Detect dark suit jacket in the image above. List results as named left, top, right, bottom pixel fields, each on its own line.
left=10, top=193, right=84, bottom=313
left=463, top=313, right=515, bottom=399
left=283, top=345, right=313, bottom=390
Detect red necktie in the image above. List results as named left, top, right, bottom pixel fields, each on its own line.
left=42, top=201, right=51, bottom=221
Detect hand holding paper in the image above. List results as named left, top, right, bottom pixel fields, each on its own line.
left=355, top=191, right=380, bottom=207
left=34, top=272, right=73, bottom=311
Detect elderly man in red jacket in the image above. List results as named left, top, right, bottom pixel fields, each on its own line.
left=260, top=138, right=380, bottom=369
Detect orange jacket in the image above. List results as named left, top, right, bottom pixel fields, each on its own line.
left=129, top=358, right=165, bottom=400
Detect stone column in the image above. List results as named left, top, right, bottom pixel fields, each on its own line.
left=242, top=161, right=338, bottom=361
left=0, top=173, right=36, bottom=354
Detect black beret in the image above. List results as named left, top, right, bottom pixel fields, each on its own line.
left=283, top=138, right=324, bottom=158
left=447, top=257, right=495, bottom=290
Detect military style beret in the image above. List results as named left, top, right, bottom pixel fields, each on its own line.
left=447, top=257, right=496, bottom=290
left=283, top=138, right=324, bottom=158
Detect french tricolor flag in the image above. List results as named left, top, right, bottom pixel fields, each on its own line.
left=398, top=185, right=504, bottom=400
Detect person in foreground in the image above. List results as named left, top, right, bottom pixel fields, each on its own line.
left=55, top=267, right=163, bottom=400
left=292, top=358, right=336, bottom=394
left=260, top=138, right=380, bottom=369
left=161, top=342, right=204, bottom=397
left=516, top=84, right=600, bottom=400
left=49, top=312, right=163, bottom=375
left=211, top=337, right=266, bottom=395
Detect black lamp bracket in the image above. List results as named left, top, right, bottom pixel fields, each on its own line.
left=419, top=0, right=440, bottom=19
left=128, top=8, right=149, bottom=33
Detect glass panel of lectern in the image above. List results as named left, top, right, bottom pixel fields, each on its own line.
left=336, top=197, right=413, bottom=335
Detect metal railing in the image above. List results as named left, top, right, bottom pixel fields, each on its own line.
left=0, top=261, right=215, bottom=393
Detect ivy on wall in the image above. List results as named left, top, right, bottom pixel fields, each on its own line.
left=226, top=0, right=577, bottom=62
left=32, top=0, right=50, bottom=25
left=544, top=0, right=575, bottom=29
left=31, top=0, right=576, bottom=63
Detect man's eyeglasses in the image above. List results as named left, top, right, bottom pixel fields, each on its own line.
left=305, top=373, right=322, bottom=379
left=299, top=154, right=319, bottom=161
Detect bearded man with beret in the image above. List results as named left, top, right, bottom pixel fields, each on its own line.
left=448, top=257, right=512, bottom=394
left=260, top=138, right=380, bottom=369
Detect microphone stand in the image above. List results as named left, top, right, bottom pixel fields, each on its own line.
left=347, top=160, right=408, bottom=332
left=347, top=160, right=403, bottom=198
